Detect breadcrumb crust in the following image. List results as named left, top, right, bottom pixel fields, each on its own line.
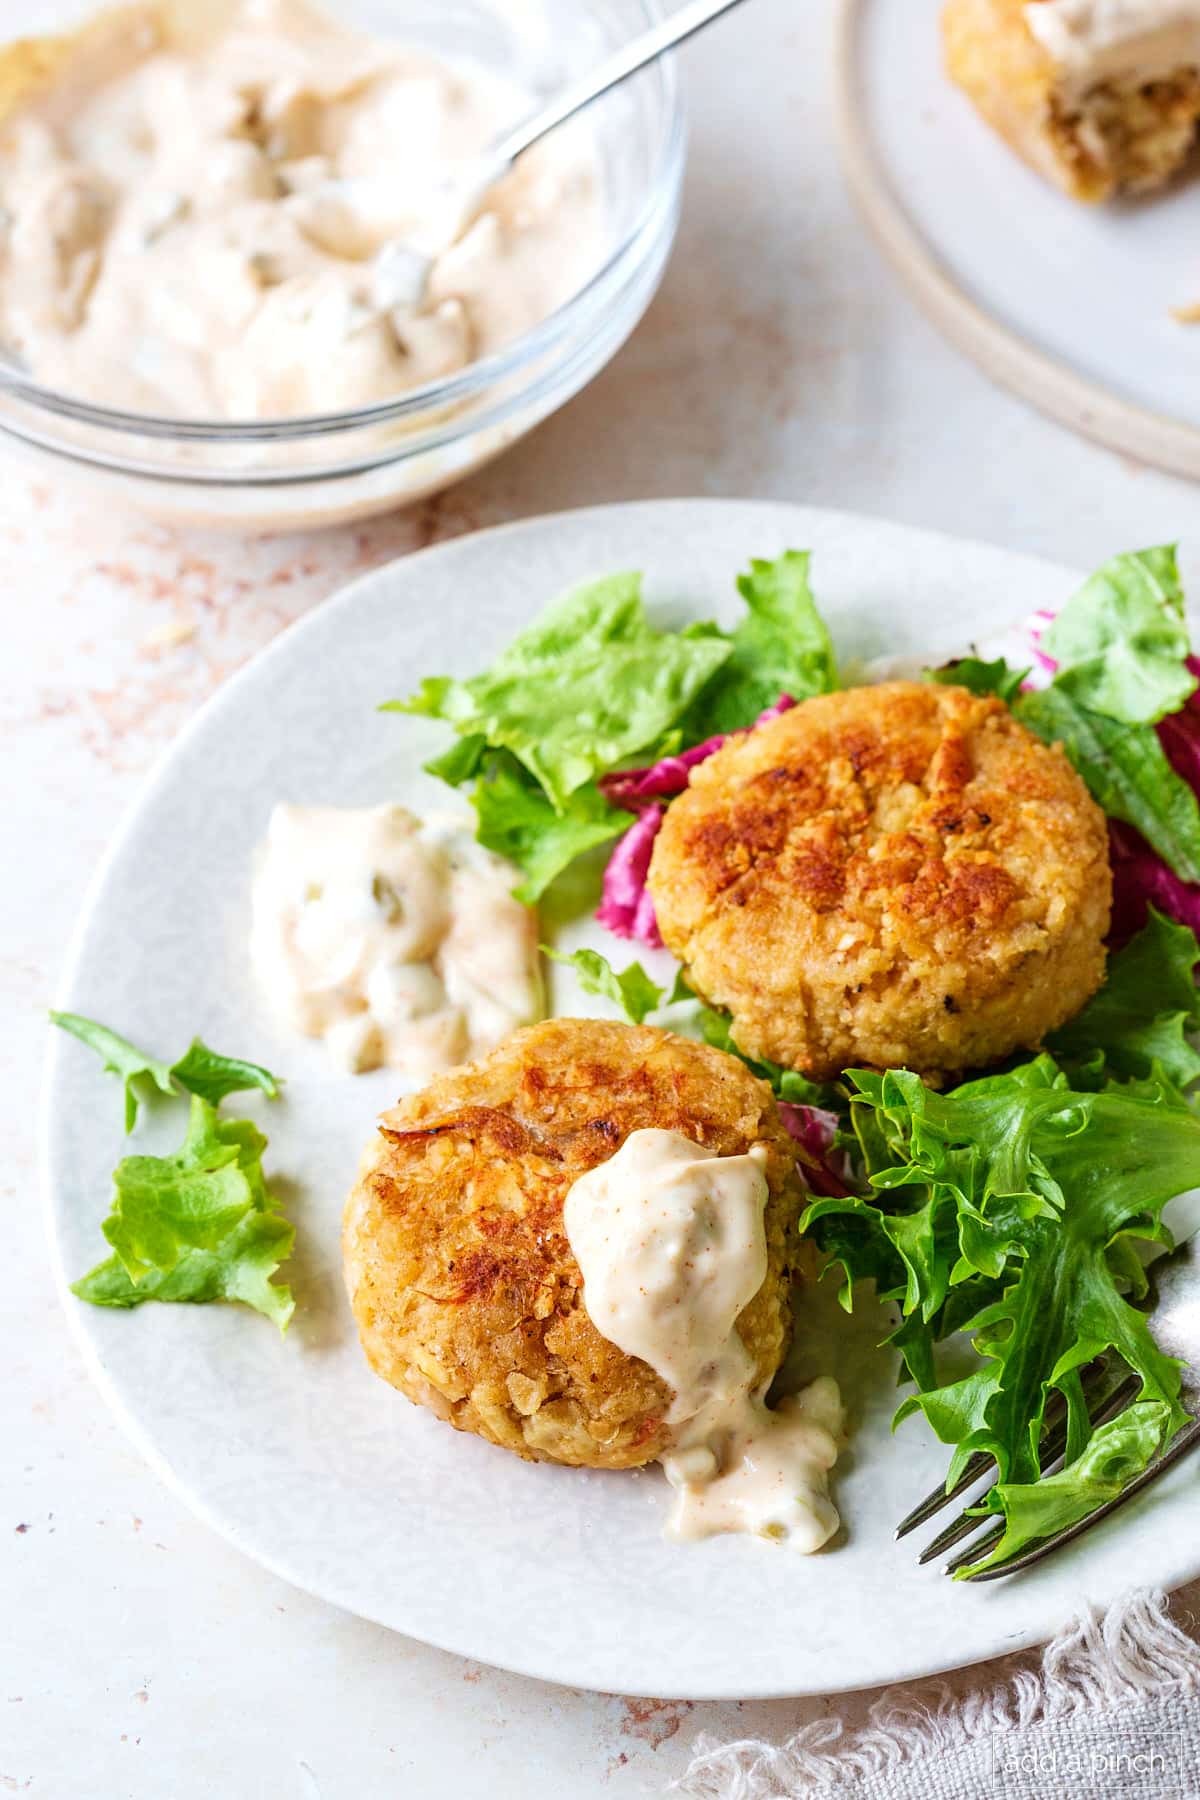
left=343, top=1019, right=805, bottom=1468
left=648, top=680, right=1112, bottom=1080
left=943, top=0, right=1200, bottom=200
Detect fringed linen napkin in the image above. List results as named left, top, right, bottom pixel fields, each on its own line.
left=674, top=1591, right=1200, bottom=1799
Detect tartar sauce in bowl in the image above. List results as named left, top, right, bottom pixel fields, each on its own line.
left=565, top=1128, right=843, bottom=1552
left=250, top=803, right=542, bottom=1079
left=0, top=0, right=602, bottom=418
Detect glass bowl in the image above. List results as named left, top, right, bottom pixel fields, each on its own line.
left=0, top=0, right=684, bottom=528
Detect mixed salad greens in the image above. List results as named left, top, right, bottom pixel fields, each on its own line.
left=398, top=543, right=1200, bottom=1573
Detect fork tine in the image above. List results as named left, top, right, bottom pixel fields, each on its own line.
left=958, top=1414, right=1200, bottom=1582
left=943, top=1521, right=1004, bottom=1576
left=918, top=1506, right=999, bottom=1567
left=894, top=1451, right=994, bottom=1541
left=913, top=1372, right=1142, bottom=1566
left=897, top=1384, right=1070, bottom=1542
left=895, top=1361, right=1116, bottom=1543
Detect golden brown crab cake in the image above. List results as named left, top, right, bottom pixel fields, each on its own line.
left=342, top=1017, right=805, bottom=1468
left=647, top=680, right=1111, bottom=1082
left=942, top=0, right=1200, bottom=202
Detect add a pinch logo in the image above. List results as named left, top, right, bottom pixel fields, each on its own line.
left=990, top=1731, right=1185, bottom=1792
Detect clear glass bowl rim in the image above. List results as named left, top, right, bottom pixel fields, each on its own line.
left=0, top=0, right=684, bottom=445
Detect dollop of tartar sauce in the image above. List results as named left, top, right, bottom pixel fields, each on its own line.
left=250, top=803, right=541, bottom=1078
left=564, top=1129, right=843, bottom=1552
left=1024, top=0, right=1200, bottom=96
left=0, top=0, right=601, bottom=416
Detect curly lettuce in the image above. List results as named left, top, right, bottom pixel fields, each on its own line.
left=393, top=554, right=835, bottom=905
left=962, top=1402, right=1172, bottom=1575
left=680, top=551, right=837, bottom=735
left=470, top=751, right=627, bottom=905
left=384, top=572, right=732, bottom=812
left=55, top=1015, right=293, bottom=1329
left=803, top=1054, right=1200, bottom=1572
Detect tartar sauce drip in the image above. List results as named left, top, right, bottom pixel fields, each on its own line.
left=0, top=0, right=601, bottom=417
left=1024, top=0, right=1200, bottom=97
left=564, top=1129, right=842, bottom=1552
left=250, top=803, right=541, bottom=1078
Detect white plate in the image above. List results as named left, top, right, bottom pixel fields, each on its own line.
left=836, top=0, right=1200, bottom=481
left=41, top=500, right=1200, bottom=1700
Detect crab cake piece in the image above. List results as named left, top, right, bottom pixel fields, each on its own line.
left=943, top=0, right=1200, bottom=202
left=343, top=1018, right=804, bottom=1468
left=648, top=681, right=1111, bottom=1081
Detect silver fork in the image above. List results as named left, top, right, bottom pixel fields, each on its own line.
left=896, top=1232, right=1200, bottom=1580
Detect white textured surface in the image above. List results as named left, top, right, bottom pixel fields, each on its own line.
left=6, top=0, right=1200, bottom=1793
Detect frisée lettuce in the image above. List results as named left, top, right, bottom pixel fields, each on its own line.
left=802, top=1053, right=1200, bottom=1575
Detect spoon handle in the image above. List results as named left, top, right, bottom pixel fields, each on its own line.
left=491, top=0, right=756, bottom=168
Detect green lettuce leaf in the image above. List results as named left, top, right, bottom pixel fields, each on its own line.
left=472, top=752, right=627, bottom=904
left=1048, top=909, right=1200, bottom=1089
left=684, top=552, right=837, bottom=734
left=543, top=946, right=688, bottom=1024
left=50, top=1012, right=175, bottom=1132
left=100, top=1098, right=268, bottom=1278
left=955, top=1402, right=1171, bottom=1576
left=392, top=553, right=841, bottom=902
left=51, top=1013, right=283, bottom=1127
left=1041, top=546, right=1194, bottom=725
left=73, top=1210, right=295, bottom=1330
left=169, top=1039, right=281, bottom=1107
left=1016, top=684, right=1200, bottom=883
left=803, top=1059, right=1200, bottom=1520
left=422, top=732, right=488, bottom=787
left=73, top=1095, right=294, bottom=1330
left=928, top=658, right=1029, bottom=705
left=384, top=573, right=732, bottom=811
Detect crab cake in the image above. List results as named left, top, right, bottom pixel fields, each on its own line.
left=943, top=0, right=1200, bottom=203
left=648, top=680, right=1111, bottom=1081
left=343, top=1018, right=805, bottom=1468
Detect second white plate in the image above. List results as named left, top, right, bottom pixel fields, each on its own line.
left=837, top=0, right=1200, bottom=480
left=41, top=500, right=1200, bottom=1699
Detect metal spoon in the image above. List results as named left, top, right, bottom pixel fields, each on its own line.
left=365, top=0, right=757, bottom=310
